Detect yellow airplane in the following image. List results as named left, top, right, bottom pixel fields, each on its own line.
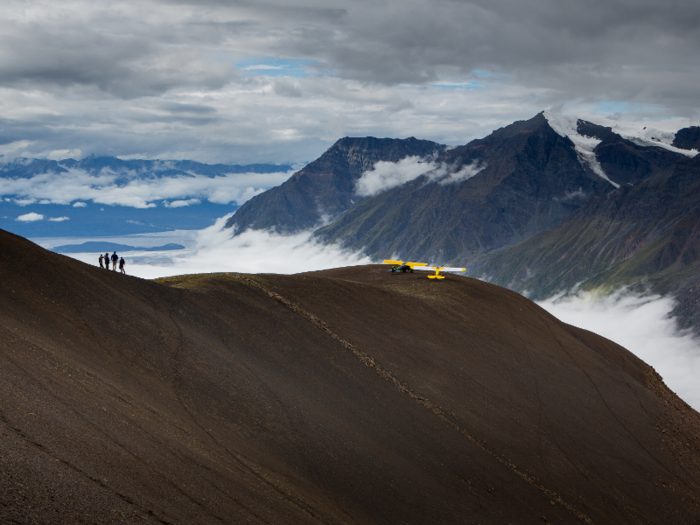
left=383, top=260, right=428, bottom=273
left=383, top=260, right=465, bottom=279
left=414, top=265, right=466, bottom=280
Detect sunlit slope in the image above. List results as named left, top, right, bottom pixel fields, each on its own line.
left=1, top=228, right=700, bottom=524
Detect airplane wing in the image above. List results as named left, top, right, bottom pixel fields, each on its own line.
left=405, top=262, right=428, bottom=268
left=414, top=266, right=465, bottom=272
left=383, top=260, right=405, bottom=265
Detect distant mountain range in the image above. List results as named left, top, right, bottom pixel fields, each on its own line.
left=51, top=241, right=185, bottom=254
left=0, top=155, right=292, bottom=237
left=0, top=155, right=290, bottom=178
left=224, top=112, right=700, bottom=330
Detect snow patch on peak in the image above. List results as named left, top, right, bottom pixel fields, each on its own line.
left=543, top=111, right=619, bottom=189
left=544, top=110, right=698, bottom=158
left=596, top=118, right=697, bottom=158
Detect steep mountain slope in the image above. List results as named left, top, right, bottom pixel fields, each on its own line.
left=314, top=113, right=685, bottom=263
left=673, top=126, right=700, bottom=151
left=224, top=137, right=445, bottom=233
left=474, top=153, right=700, bottom=329
left=2, top=228, right=700, bottom=524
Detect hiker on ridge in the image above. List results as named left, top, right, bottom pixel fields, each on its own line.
left=111, top=251, right=119, bottom=270
left=119, top=257, right=126, bottom=275
left=104, top=253, right=110, bottom=270
left=98, top=254, right=104, bottom=268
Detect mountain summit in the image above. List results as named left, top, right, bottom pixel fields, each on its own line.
left=224, top=136, right=446, bottom=233
left=2, top=228, right=700, bottom=523
left=221, top=112, right=700, bottom=329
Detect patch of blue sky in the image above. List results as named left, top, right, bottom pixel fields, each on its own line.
left=236, top=57, right=317, bottom=78
left=597, top=101, right=661, bottom=116
left=430, top=81, right=484, bottom=90
left=472, top=69, right=509, bottom=79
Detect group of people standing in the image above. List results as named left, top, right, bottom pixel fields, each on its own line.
left=99, top=251, right=126, bottom=274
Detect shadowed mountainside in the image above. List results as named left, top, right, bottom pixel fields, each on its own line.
left=474, top=153, right=700, bottom=330
left=224, top=137, right=445, bottom=234
left=2, top=228, right=700, bottom=524
left=313, top=114, right=685, bottom=264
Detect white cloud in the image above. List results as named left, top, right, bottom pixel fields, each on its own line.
left=537, top=290, right=700, bottom=411
left=355, top=157, right=487, bottom=196
left=355, top=156, right=434, bottom=196
left=436, top=162, right=486, bottom=185
left=164, top=198, right=201, bottom=208
left=72, top=202, right=87, bottom=207
left=48, top=216, right=69, bottom=222
left=0, top=168, right=295, bottom=208
left=16, top=212, right=44, bottom=221
left=13, top=198, right=37, bottom=206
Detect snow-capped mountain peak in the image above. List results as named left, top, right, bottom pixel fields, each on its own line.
left=543, top=111, right=619, bottom=188
left=543, top=110, right=698, bottom=188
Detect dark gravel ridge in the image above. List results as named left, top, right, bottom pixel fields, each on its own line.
left=1, top=228, right=700, bottom=524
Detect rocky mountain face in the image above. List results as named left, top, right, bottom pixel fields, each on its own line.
left=314, top=113, right=686, bottom=263
left=673, top=126, right=700, bottom=151
left=224, top=136, right=445, bottom=233
left=474, top=152, right=700, bottom=329
left=223, top=112, right=700, bottom=328
left=2, top=228, right=700, bottom=524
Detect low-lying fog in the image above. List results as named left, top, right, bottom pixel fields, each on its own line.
left=537, top=292, right=700, bottom=411
left=37, top=215, right=700, bottom=411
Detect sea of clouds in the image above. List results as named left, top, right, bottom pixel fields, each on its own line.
left=1, top=168, right=295, bottom=209
left=47, top=214, right=371, bottom=279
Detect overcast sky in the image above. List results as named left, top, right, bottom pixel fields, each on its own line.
left=1, top=0, right=699, bottom=165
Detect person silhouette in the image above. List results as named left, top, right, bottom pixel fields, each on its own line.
left=111, top=251, right=119, bottom=270
left=104, top=253, right=110, bottom=270
left=119, top=257, right=126, bottom=275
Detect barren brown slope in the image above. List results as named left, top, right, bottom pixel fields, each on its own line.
left=1, top=229, right=700, bottom=524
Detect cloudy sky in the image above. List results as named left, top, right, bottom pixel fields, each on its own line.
left=2, top=0, right=699, bottom=165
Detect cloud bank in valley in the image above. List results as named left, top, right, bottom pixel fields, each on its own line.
left=538, top=290, right=700, bottom=411
left=77, top=215, right=374, bottom=280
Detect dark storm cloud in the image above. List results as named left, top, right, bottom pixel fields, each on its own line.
left=155, top=0, right=347, bottom=22
left=0, top=6, right=239, bottom=99
left=269, top=0, right=700, bottom=112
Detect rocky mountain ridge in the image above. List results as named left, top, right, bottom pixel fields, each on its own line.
left=224, top=136, right=446, bottom=233
left=474, top=152, right=700, bottom=329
